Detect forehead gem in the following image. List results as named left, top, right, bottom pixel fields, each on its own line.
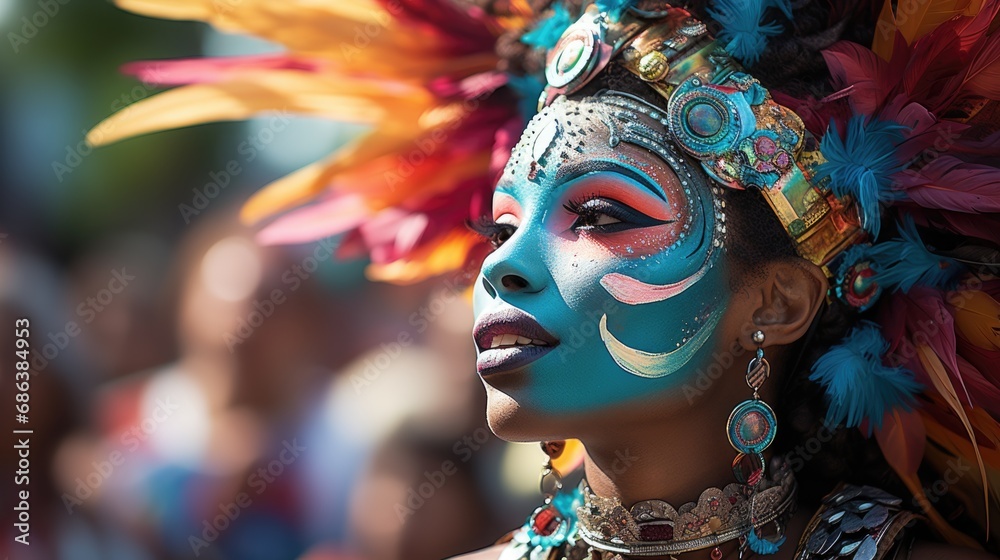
left=557, top=39, right=586, bottom=73
left=687, top=102, right=724, bottom=138
left=532, top=118, right=561, bottom=163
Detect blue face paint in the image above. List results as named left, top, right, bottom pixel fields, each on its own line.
left=472, top=93, right=731, bottom=414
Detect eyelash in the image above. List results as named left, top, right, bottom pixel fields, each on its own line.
left=469, top=216, right=515, bottom=249
left=564, top=193, right=669, bottom=233
left=470, top=194, right=671, bottom=248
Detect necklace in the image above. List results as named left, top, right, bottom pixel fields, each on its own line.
left=499, top=456, right=797, bottom=560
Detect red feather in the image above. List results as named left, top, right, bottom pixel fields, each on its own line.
left=822, top=41, right=895, bottom=115
left=958, top=32, right=1000, bottom=100
left=910, top=207, right=1000, bottom=245
left=894, top=155, right=1000, bottom=213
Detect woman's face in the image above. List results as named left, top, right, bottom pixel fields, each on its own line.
left=472, top=94, right=733, bottom=437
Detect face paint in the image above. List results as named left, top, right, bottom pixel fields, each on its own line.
left=599, top=307, right=724, bottom=378
left=472, top=92, right=730, bottom=414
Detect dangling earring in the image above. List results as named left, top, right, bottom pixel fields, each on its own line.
left=540, top=441, right=565, bottom=498
left=726, top=330, right=784, bottom=555
left=522, top=441, right=571, bottom=542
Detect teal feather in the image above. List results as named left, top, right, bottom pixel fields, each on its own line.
left=707, top=0, right=792, bottom=66
left=521, top=4, right=573, bottom=49
left=747, top=528, right=785, bottom=555
left=595, top=0, right=636, bottom=22
left=817, top=115, right=908, bottom=239
left=506, top=74, right=545, bottom=123
left=867, top=215, right=965, bottom=293
left=809, top=321, right=922, bottom=434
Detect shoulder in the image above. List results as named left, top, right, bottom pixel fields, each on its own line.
left=447, top=544, right=506, bottom=560
left=794, top=484, right=996, bottom=560
left=909, top=541, right=998, bottom=560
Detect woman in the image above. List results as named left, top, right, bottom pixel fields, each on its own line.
left=94, top=0, right=1000, bottom=558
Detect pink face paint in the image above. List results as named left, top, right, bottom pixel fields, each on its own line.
left=492, top=192, right=522, bottom=223
left=600, top=264, right=709, bottom=305
left=599, top=233, right=717, bottom=305
left=553, top=172, right=690, bottom=258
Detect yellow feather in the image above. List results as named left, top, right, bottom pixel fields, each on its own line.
left=873, top=0, right=898, bottom=60
left=112, top=0, right=216, bottom=21
left=873, top=0, right=982, bottom=57
left=239, top=129, right=426, bottom=224
left=365, top=230, right=481, bottom=284
left=115, top=0, right=388, bottom=26
left=918, top=344, right=991, bottom=532
left=86, top=71, right=430, bottom=147
left=550, top=439, right=586, bottom=476
left=896, top=0, right=974, bottom=43
left=951, top=290, right=1000, bottom=350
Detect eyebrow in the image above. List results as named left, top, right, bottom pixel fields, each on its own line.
left=555, top=158, right=668, bottom=201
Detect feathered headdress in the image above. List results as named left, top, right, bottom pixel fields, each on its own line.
left=92, top=0, right=1000, bottom=549
left=89, top=0, right=546, bottom=284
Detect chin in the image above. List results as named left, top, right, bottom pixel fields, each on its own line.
left=482, top=383, right=568, bottom=443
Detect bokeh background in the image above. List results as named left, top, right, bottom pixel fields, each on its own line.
left=0, top=1, right=545, bottom=558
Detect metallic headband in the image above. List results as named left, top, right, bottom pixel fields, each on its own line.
left=541, top=3, right=864, bottom=273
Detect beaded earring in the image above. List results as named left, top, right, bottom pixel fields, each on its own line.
left=726, top=330, right=784, bottom=555
left=523, top=441, right=571, bottom=541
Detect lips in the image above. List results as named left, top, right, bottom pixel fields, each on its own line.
left=473, top=307, right=559, bottom=376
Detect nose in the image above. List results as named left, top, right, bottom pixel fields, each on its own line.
left=480, top=229, right=549, bottom=297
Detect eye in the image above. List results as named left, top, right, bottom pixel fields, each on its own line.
left=470, top=217, right=516, bottom=248
left=563, top=197, right=672, bottom=233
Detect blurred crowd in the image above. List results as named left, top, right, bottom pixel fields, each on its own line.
left=0, top=215, right=543, bottom=560
left=0, top=2, right=549, bottom=558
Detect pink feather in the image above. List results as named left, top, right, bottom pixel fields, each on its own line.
left=121, top=55, right=323, bottom=86
left=257, top=193, right=371, bottom=246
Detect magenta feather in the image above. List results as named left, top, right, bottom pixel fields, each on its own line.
left=894, top=156, right=1000, bottom=214
left=887, top=288, right=972, bottom=407
left=957, top=356, right=1000, bottom=417
left=382, top=0, right=499, bottom=52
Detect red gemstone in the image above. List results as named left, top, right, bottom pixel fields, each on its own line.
left=732, top=453, right=764, bottom=486
left=638, top=522, right=674, bottom=541
left=531, top=506, right=563, bottom=536
left=711, top=546, right=723, bottom=560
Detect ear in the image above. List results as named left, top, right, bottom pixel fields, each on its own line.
left=739, top=258, right=827, bottom=351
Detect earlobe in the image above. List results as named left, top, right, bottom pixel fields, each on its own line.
left=749, top=259, right=827, bottom=348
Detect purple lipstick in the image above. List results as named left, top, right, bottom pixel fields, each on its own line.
left=473, top=307, right=559, bottom=376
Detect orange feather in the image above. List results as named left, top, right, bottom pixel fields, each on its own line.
left=918, top=344, right=991, bottom=531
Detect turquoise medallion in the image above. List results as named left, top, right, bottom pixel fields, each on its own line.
left=726, top=399, right=777, bottom=455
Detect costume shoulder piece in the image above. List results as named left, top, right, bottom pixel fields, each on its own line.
left=794, top=484, right=920, bottom=560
